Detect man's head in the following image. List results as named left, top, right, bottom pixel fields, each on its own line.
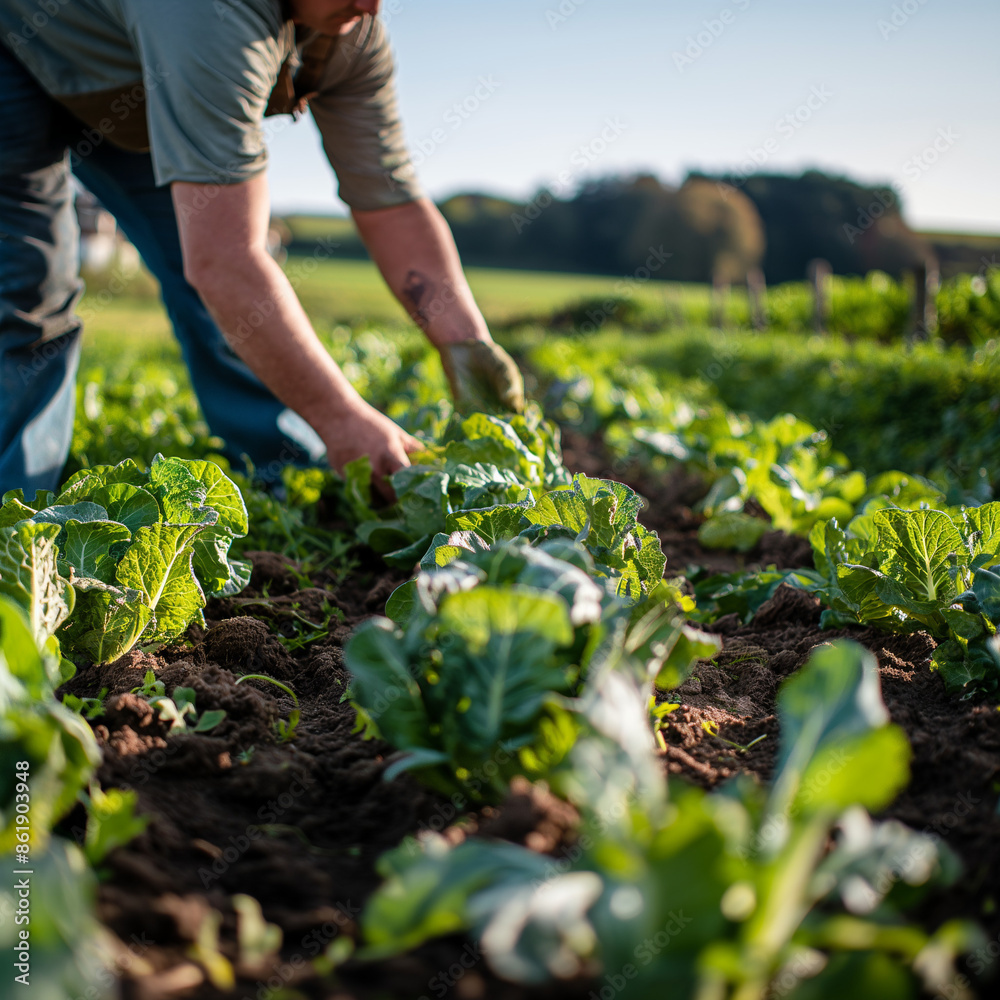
left=288, top=0, right=381, bottom=34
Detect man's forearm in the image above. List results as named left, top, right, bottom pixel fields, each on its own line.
left=172, top=176, right=418, bottom=488
left=185, top=248, right=365, bottom=440
left=353, top=197, right=491, bottom=347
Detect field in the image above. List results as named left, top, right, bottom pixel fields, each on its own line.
left=3, top=258, right=1000, bottom=1000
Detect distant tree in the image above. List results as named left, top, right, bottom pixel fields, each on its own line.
left=695, top=169, right=931, bottom=281
left=438, top=175, right=766, bottom=283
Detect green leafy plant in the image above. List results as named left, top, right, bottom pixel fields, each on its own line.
left=130, top=669, right=165, bottom=699
left=0, top=597, right=100, bottom=856
left=0, top=595, right=136, bottom=996
left=62, top=689, right=108, bottom=721
left=690, top=567, right=824, bottom=625
left=146, top=686, right=227, bottom=735
left=353, top=410, right=571, bottom=567
left=0, top=838, right=115, bottom=997
left=0, top=456, right=250, bottom=664
left=79, top=784, right=149, bottom=866
left=348, top=538, right=714, bottom=801
left=359, top=641, right=979, bottom=998
left=415, top=473, right=668, bottom=603
left=810, top=501, right=1000, bottom=693
left=346, top=542, right=593, bottom=800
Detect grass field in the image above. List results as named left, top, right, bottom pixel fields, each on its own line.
left=77, top=254, right=995, bottom=502
left=78, top=256, right=703, bottom=366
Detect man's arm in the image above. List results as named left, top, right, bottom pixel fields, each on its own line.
left=308, top=17, right=524, bottom=411
left=354, top=198, right=525, bottom=412
left=352, top=197, right=489, bottom=347
left=172, top=175, right=419, bottom=495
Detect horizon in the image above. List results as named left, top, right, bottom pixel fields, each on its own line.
left=265, top=0, right=1000, bottom=235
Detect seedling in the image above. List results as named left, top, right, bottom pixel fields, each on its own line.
left=131, top=670, right=165, bottom=699
left=146, top=685, right=226, bottom=734
left=649, top=696, right=679, bottom=752
left=79, top=783, right=149, bottom=865
left=277, top=599, right=343, bottom=652
left=235, top=674, right=300, bottom=743
left=700, top=718, right=768, bottom=753
left=63, top=688, right=109, bottom=720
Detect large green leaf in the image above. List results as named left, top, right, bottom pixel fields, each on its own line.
left=155, top=456, right=248, bottom=535
left=343, top=455, right=377, bottom=523
left=2, top=487, right=56, bottom=511
left=522, top=476, right=665, bottom=600
left=798, top=725, right=911, bottom=814
left=523, top=484, right=589, bottom=536
left=967, top=565, right=1000, bottom=623
left=0, top=497, right=37, bottom=528
left=698, top=512, right=769, bottom=553
left=62, top=520, right=132, bottom=584
left=931, top=631, right=1000, bottom=695
left=835, top=565, right=911, bottom=632
left=59, top=581, right=153, bottom=666
left=963, top=502, right=1000, bottom=561
left=0, top=523, right=74, bottom=645
left=437, top=585, right=574, bottom=650
left=28, top=502, right=108, bottom=534
left=54, top=458, right=146, bottom=504
left=0, top=597, right=61, bottom=704
left=362, top=836, right=552, bottom=959
left=445, top=501, right=532, bottom=544
left=357, top=519, right=414, bottom=555
left=89, top=484, right=160, bottom=534
left=874, top=508, right=963, bottom=604
left=444, top=413, right=543, bottom=482
left=771, top=641, right=907, bottom=824
left=0, top=599, right=101, bottom=850
left=429, top=587, right=575, bottom=771
left=345, top=618, right=431, bottom=745
left=148, top=455, right=210, bottom=523
left=0, top=839, right=112, bottom=994
left=392, top=467, right=451, bottom=538
left=116, top=523, right=206, bottom=642
left=191, top=525, right=250, bottom=597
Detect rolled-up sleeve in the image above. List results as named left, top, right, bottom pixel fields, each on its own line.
left=309, top=17, right=423, bottom=212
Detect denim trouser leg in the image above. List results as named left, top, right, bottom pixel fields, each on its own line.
left=1, top=45, right=324, bottom=496
left=71, top=145, right=324, bottom=482
left=0, top=47, right=83, bottom=496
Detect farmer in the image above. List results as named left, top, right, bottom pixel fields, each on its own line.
left=0, top=0, right=524, bottom=498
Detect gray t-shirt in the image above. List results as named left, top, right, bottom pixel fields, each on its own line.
left=0, top=0, right=421, bottom=209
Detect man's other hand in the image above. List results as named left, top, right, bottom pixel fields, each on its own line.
left=439, top=339, right=525, bottom=415
left=324, top=401, right=422, bottom=502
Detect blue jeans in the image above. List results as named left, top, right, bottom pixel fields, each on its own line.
left=0, top=44, right=322, bottom=496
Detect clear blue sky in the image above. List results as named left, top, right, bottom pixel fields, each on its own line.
left=267, top=0, right=1000, bottom=233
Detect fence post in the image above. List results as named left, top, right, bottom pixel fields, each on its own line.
left=747, top=267, right=767, bottom=331
left=808, top=258, right=832, bottom=333
left=711, top=268, right=730, bottom=328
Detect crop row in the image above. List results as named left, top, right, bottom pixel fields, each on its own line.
left=4, top=324, right=997, bottom=994
left=334, top=409, right=985, bottom=996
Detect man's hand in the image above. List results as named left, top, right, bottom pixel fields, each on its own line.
left=439, top=339, right=525, bottom=414
left=353, top=199, right=526, bottom=413
left=323, top=401, right=422, bottom=502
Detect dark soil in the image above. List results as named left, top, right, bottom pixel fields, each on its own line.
left=59, top=436, right=1000, bottom=998
left=58, top=552, right=594, bottom=1000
